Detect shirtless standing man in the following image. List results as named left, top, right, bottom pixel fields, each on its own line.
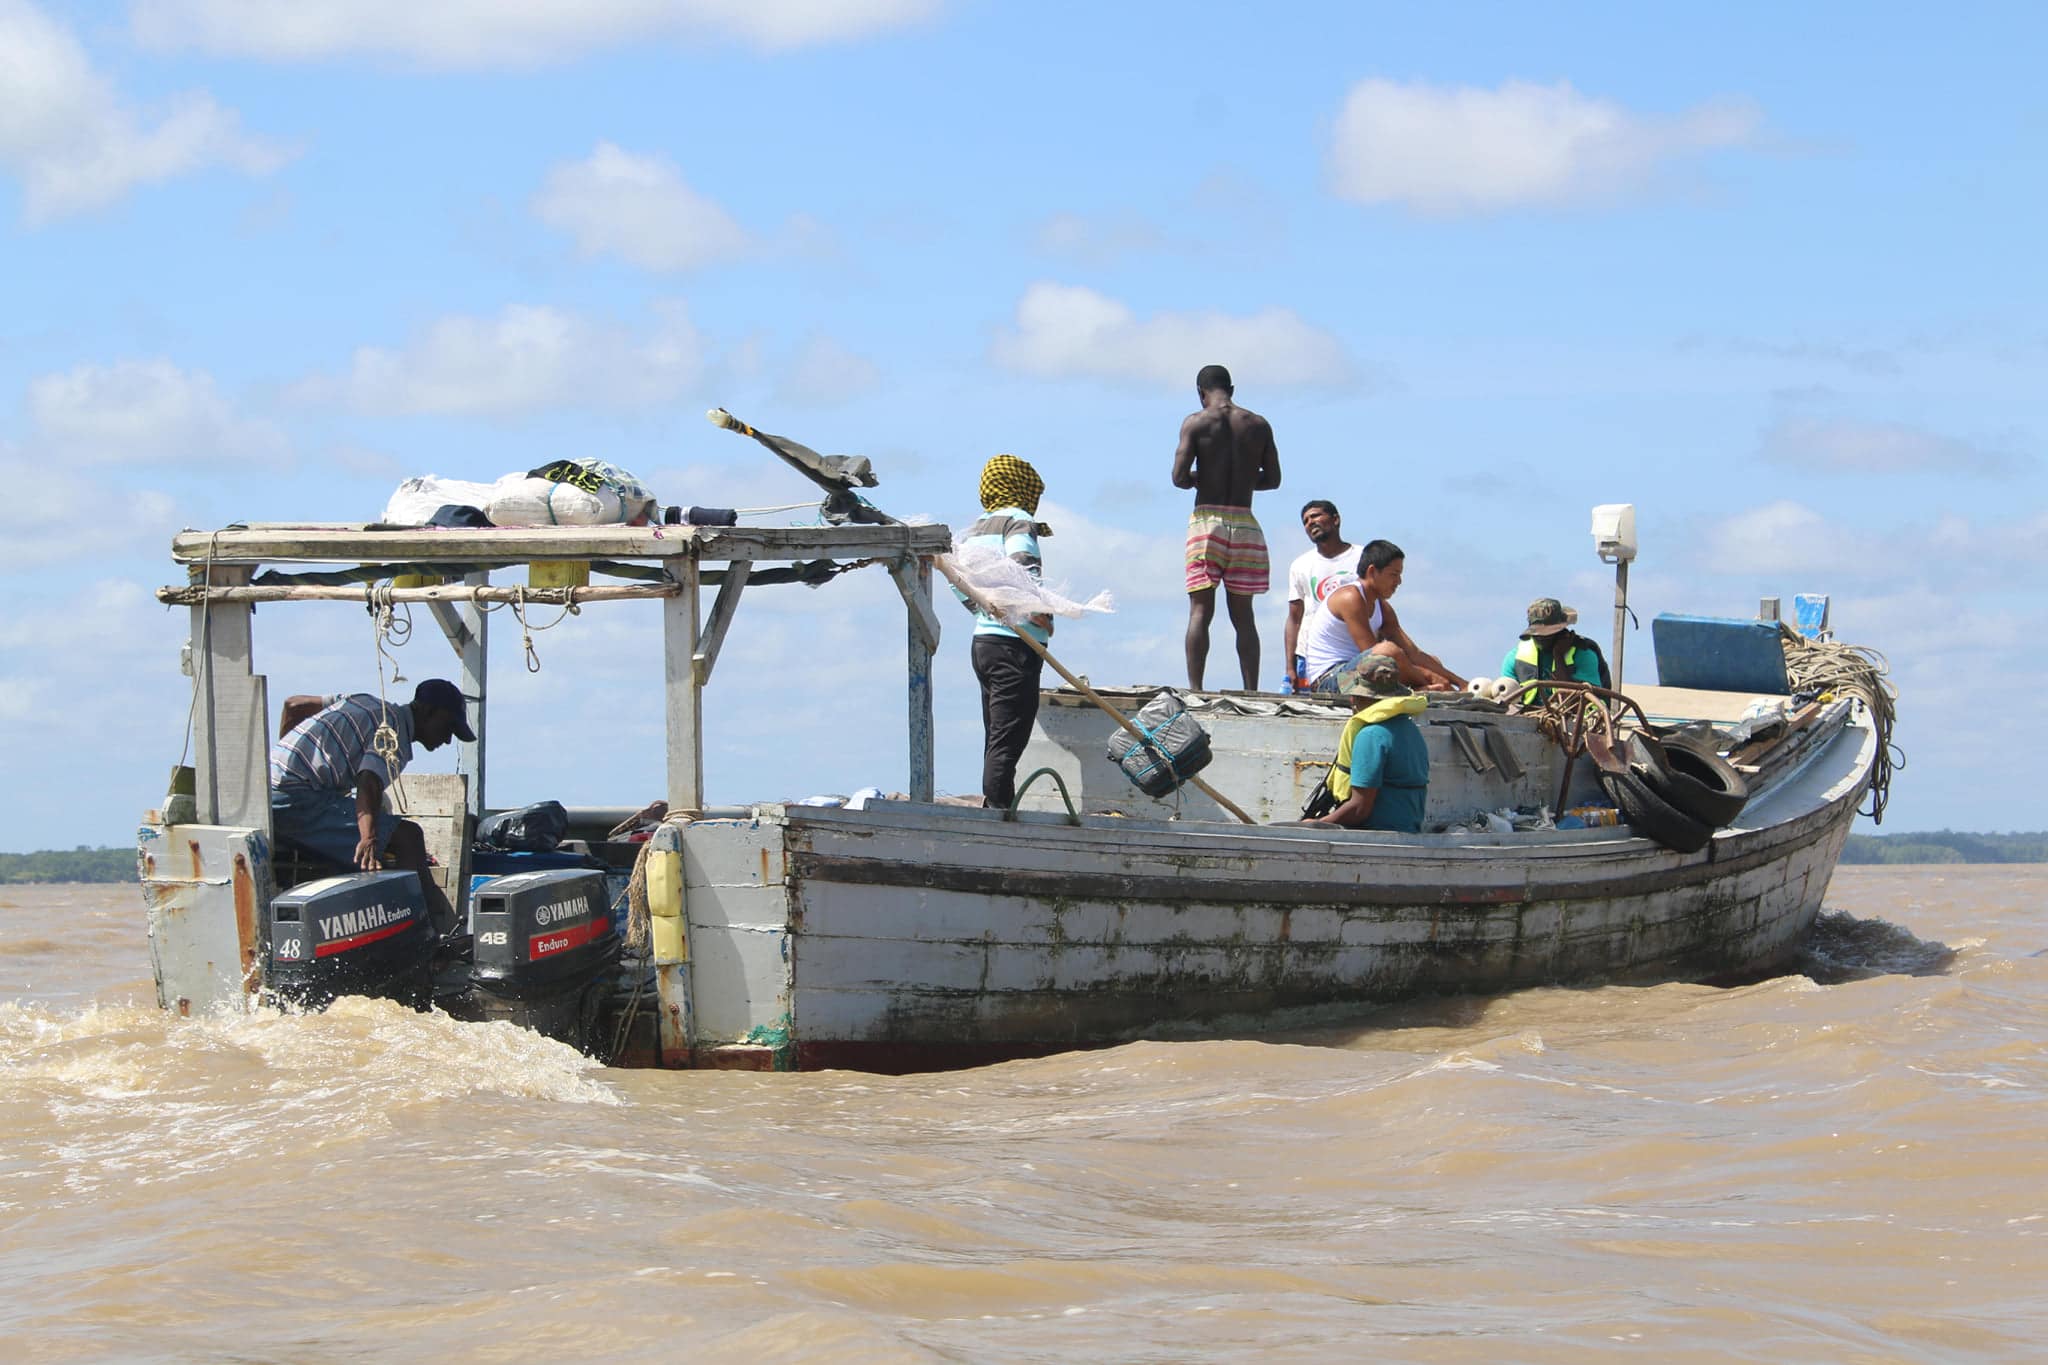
left=1173, top=364, right=1281, bottom=691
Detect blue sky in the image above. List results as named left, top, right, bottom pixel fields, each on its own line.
left=3, top=0, right=2043, bottom=850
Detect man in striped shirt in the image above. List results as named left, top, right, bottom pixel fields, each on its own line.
left=270, top=678, right=471, bottom=932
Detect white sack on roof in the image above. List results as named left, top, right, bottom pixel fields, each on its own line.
left=383, top=475, right=499, bottom=524
left=381, top=458, right=658, bottom=526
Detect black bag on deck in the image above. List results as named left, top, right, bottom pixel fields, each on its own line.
left=1106, top=691, right=1213, bottom=797
left=1299, top=776, right=1337, bottom=822
left=477, top=800, right=569, bottom=853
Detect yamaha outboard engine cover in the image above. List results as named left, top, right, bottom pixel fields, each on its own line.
left=462, top=869, right=621, bottom=1052
left=265, top=871, right=435, bottom=1010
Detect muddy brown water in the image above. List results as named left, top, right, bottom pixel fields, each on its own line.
left=2, top=867, right=2043, bottom=1361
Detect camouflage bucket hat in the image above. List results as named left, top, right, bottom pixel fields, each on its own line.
left=1335, top=653, right=1412, bottom=699
left=1522, top=597, right=1576, bottom=638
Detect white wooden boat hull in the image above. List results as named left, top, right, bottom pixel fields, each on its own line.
left=678, top=703, right=1876, bottom=1071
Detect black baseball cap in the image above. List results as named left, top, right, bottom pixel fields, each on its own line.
left=413, top=678, right=475, bottom=741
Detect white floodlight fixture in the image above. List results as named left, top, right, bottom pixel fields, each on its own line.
left=1591, top=503, right=1637, bottom=564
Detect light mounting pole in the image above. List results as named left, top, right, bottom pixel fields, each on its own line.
left=1590, top=504, right=1637, bottom=691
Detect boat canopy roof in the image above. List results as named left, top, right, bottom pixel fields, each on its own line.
left=169, top=521, right=954, bottom=568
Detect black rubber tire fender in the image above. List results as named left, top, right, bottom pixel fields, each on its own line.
left=1642, top=733, right=1749, bottom=827
left=1600, top=765, right=1714, bottom=854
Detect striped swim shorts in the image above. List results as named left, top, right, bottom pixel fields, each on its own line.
left=1184, top=505, right=1270, bottom=596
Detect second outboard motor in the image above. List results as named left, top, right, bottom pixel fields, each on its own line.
left=265, top=871, right=436, bottom=1010
left=461, top=869, right=621, bottom=1053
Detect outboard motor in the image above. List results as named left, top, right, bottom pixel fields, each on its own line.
left=265, top=871, right=436, bottom=1010
left=460, top=869, right=621, bottom=1053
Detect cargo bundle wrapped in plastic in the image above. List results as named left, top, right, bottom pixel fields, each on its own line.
left=1105, top=690, right=1213, bottom=797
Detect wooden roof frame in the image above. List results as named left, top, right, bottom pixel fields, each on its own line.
left=169, top=521, right=955, bottom=831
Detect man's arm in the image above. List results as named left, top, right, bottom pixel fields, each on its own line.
left=1317, top=785, right=1379, bottom=828
left=352, top=771, right=386, bottom=870
left=1283, top=600, right=1306, bottom=684
left=1171, top=414, right=1199, bottom=489
left=1254, top=419, right=1281, bottom=491
left=278, top=694, right=327, bottom=738
left=1336, top=590, right=1382, bottom=652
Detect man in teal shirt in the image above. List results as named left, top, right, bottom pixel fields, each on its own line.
left=1313, top=653, right=1430, bottom=833
left=1500, top=597, right=1608, bottom=703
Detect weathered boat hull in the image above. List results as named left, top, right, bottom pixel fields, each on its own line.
left=677, top=703, right=1876, bottom=1071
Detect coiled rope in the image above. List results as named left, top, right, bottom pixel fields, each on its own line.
left=475, top=585, right=582, bottom=672
left=364, top=582, right=409, bottom=815
left=1777, top=624, right=1901, bottom=823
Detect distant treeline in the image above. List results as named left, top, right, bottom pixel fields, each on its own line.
left=1840, top=831, right=2048, bottom=864
left=0, top=847, right=135, bottom=884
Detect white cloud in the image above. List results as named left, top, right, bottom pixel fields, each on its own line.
left=1026, top=499, right=1179, bottom=610
left=299, top=302, right=703, bottom=416
left=0, top=459, right=178, bottom=568
left=1693, top=501, right=2048, bottom=592
left=1327, top=78, right=1759, bottom=215
left=1696, top=500, right=1876, bottom=578
left=1760, top=416, right=2023, bottom=477
left=533, top=142, right=751, bottom=272
left=27, top=359, right=290, bottom=465
left=772, top=335, right=882, bottom=408
left=1032, top=211, right=1169, bottom=265
left=130, top=0, right=942, bottom=66
left=990, top=282, right=1355, bottom=389
left=0, top=0, right=288, bottom=223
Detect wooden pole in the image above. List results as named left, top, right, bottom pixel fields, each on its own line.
left=663, top=556, right=704, bottom=813
left=1611, top=559, right=1629, bottom=693
left=933, top=558, right=1258, bottom=826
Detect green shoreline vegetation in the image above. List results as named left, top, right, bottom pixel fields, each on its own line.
left=2, top=847, right=138, bottom=884
left=1837, top=830, right=2048, bottom=865
left=4, top=833, right=2047, bottom=884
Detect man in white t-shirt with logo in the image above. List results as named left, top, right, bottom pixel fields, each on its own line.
left=1282, top=500, right=1357, bottom=692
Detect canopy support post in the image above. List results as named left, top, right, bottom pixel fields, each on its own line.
left=891, top=555, right=939, bottom=802
left=189, top=563, right=272, bottom=836
left=663, top=557, right=704, bottom=812
left=693, top=560, right=750, bottom=687
left=455, top=571, right=488, bottom=823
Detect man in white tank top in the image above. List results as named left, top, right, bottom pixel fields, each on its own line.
left=1297, top=539, right=1466, bottom=695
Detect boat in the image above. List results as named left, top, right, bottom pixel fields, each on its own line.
left=139, top=418, right=1895, bottom=1071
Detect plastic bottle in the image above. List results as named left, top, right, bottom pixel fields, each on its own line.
left=1563, top=805, right=1622, bottom=828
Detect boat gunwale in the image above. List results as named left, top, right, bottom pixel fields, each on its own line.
left=763, top=701, right=1873, bottom=862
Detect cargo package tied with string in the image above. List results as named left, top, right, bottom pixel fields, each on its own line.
left=1105, top=690, right=1214, bottom=797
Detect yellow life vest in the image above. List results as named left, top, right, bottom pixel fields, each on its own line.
left=1324, top=694, right=1429, bottom=800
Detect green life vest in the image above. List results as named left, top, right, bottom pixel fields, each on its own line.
left=1511, top=637, right=1597, bottom=703
left=1323, top=694, right=1430, bottom=800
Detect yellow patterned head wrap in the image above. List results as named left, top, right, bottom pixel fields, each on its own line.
left=979, top=454, right=1044, bottom=516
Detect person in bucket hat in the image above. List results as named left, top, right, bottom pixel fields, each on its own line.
left=1302, top=652, right=1430, bottom=831
left=1499, top=597, right=1608, bottom=703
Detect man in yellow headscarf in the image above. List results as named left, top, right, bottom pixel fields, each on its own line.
left=957, top=455, right=1053, bottom=809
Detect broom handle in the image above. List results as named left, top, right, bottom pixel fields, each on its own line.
left=933, top=557, right=1257, bottom=825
